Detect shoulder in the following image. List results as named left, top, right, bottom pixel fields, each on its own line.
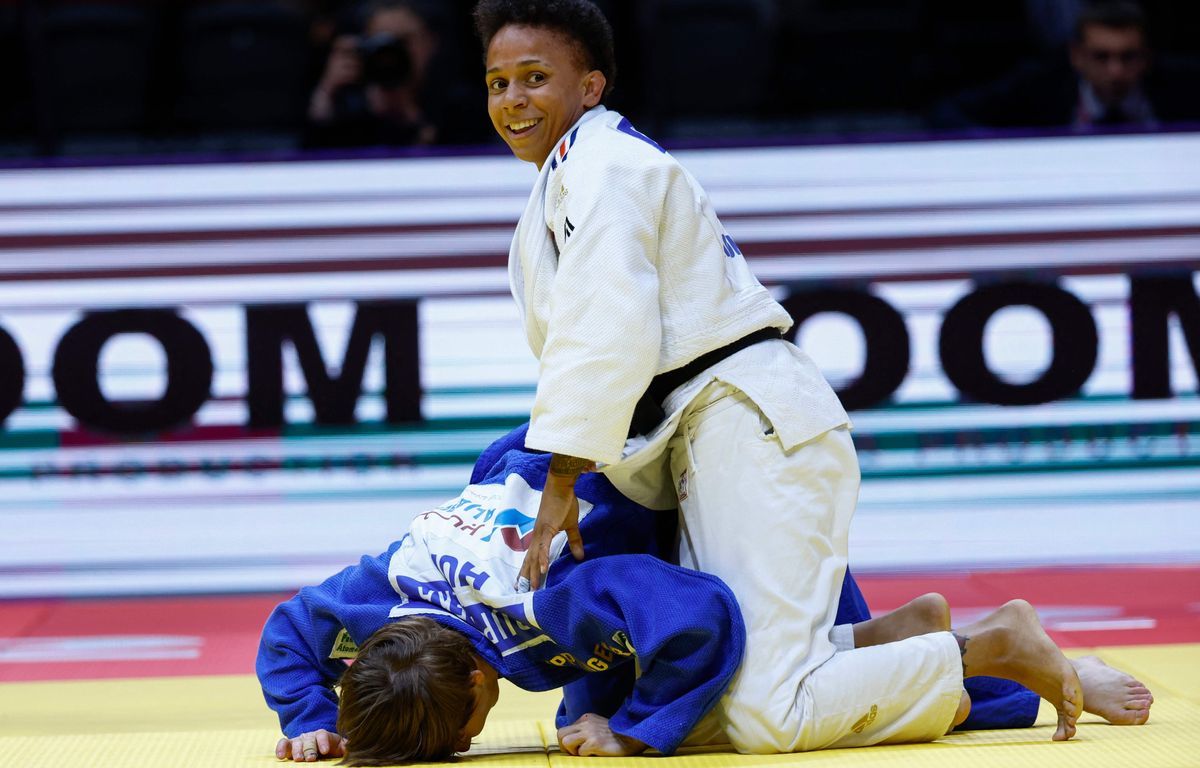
left=568, top=112, right=675, bottom=176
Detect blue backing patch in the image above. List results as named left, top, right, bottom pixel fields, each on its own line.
left=617, top=118, right=666, bottom=153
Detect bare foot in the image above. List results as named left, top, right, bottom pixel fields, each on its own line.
left=854, top=593, right=951, bottom=648
left=959, top=599, right=1083, bottom=741
left=1073, top=656, right=1153, bottom=725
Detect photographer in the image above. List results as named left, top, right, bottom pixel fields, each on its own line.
left=305, top=0, right=485, bottom=149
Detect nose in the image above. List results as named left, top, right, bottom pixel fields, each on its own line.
left=503, top=82, right=528, bottom=110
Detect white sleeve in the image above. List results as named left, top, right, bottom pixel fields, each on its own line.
left=524, top=152, right=668, bottom=464
left=830, top=623, right=856, bottom=652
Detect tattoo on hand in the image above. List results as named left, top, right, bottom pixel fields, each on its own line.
left=549, top=453, right=594, bottom=477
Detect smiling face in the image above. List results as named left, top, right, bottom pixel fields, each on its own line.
left=485, top=24, right=606, bottom=168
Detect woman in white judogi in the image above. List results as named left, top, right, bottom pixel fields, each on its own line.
left=476, top=0, right=1080, bottom=753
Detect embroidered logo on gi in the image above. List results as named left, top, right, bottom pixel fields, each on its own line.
left=329, top=628, right=360, bottom=660
left=480, top=507, right=538, bottom=551
left=851, top=704, right=878, bottom=734
left=721, top=234, right=744, bottom=259
left=677, top=469, right=688, bottom=501
left=564, top=216, right=576, bottom=239
left=549, top=127, right=580, bottom=171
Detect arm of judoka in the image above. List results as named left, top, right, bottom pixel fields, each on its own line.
left=257, top=599, right=345, bottom=738
left=257, top=547, right=400, bottom=738
left=518, top=452, right=596, bottom=591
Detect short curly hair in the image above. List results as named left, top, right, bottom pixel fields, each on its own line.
left=473, top=0, right=617, bottom=99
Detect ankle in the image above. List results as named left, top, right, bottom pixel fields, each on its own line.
left=959, top=626, right=1007, bottom=677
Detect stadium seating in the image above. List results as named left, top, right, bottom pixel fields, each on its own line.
left=635, top=0, right=777, bottom=138
left=28, top=2, right=155, bottom=151
left=174, top=2, right=309, bottom=146
left=0, top=1, right=33, bottom=152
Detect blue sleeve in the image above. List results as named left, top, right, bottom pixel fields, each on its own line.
left=557, top=664, right=637, bottom=729
left=255, top=543, right=403, bottom=737
left=535, top=555, right=744, bottom=755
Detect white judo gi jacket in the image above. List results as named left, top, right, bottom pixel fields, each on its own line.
left=510, top=107, right=849, bottom=509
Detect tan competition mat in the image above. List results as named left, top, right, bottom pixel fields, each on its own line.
left=1, top=644, right=1197, bottom=768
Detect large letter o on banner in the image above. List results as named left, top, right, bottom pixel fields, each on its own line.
left=781, top=288, right=910, bottom=411
left=0, top=326, right=24, bottom=427
left=939, top=281, right=1097, bottom=406
left=52, top=309, right=214, bottom=434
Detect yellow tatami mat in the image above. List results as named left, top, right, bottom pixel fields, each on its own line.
left=3, top=645, right=1198, bottom=768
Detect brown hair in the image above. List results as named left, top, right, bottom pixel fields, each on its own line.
left=336, top=617, right=476, bottom=765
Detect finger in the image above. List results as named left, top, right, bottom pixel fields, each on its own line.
left=559, top=728, right=585, bottom=755
left=540, top=535, right=552, bottom=575
left=517, top=550, right=534, bottom=589
left=579, top=737, right=603, bottom=757
left=316, top=732, right=330, bottom=755
left=291, top=738, right=305, bottom=762
left=302, top=735, right=318, bottom=762
left=533, top=539, right=551, bottom=589
left=527, top=535, right=548, bottom=590
left=276, top=738, right=289, bottom=760
left=566, top=524, right=585, bottom=561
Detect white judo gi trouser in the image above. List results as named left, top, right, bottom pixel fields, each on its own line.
left=670, top=383, right=964, bottom=753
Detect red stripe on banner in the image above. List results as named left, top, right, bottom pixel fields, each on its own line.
left=0, top=565, right=1196, bottom=683
left=58, top=424, right=282, bottom=449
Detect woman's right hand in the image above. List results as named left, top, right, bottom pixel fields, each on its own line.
left=275, top=729, right=347, bottom=762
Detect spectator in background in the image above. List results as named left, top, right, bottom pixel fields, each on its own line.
left=305, top=0, right=490, bottom=149
left=934, top=1, right=1200, bottom=132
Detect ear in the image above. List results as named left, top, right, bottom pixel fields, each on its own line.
left=582, top=70, right=607, bottom=108
left=469, top=668, right=485, bottom=689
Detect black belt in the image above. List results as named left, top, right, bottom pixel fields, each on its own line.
left=627, top=327, right=784, bottom=437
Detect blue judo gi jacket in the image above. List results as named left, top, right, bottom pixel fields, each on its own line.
left=256, top=429, right=743, bottom=755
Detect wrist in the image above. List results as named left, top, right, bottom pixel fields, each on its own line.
left=548, top=453, right=595, bottom=478
left=614, top=731, right=648, bottom=755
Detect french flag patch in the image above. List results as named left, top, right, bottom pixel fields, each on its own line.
left=549, top=127, right=580, bottom=171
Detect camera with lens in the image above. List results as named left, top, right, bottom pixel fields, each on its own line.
left=357, top=32, right=414, bottom=88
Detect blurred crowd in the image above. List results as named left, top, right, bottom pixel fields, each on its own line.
left=1, top=0, right=1198, bottom=160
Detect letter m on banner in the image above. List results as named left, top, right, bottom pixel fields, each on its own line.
left=245, top=301, right=421, bottom=427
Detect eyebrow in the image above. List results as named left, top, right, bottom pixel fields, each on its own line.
left=486, top=58, right=550, bottom=74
